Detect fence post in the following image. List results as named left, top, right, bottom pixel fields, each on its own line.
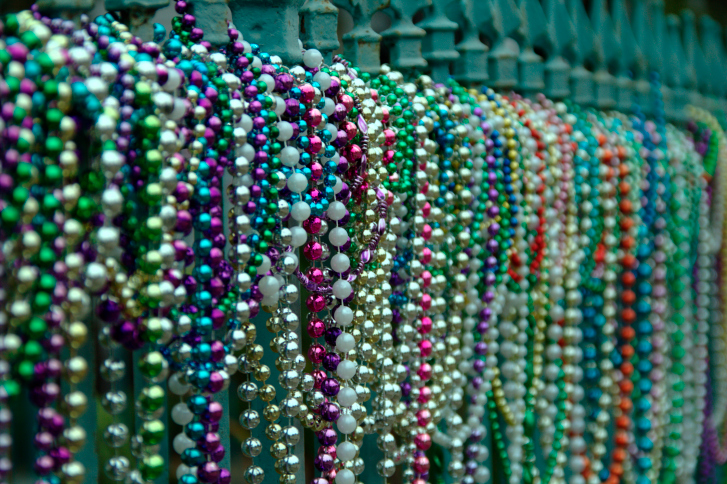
left=478, top=0, right=521, bottom=90
left=452, top=0, right=488, bottom=86
left=300, top=0, right=340, bottom=64
left=648, top=0, right=667, bottom=119
left=631, top=0, right=654, bottom=115
left=698, top=16, right=723, bottom=114
left=664, top=15, right=689, bottom=122
left=418, top=0, right=460, bottom=83
left=104, top=0, right=170, bottom=40
left=229, top=0, right=304, bottom=66
left=331, top=0, right=389, bottom=74
left=610, top=0, right=640, bottom=113
left=515, top=0, right=546, bottom=98
left=565, top=0, right=595, bottom=106
left=35, top=0, right=94, bottom=18
left=589, top=0, right=618, bottom=109
left=191, top=0, right=232, bottom=47
left=379, top=0, right=429, bottom=73
left=539, top=0, right=573, bottom=100
left=680, top=10, right=708, bottom=111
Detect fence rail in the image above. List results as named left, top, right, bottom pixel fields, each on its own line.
left=29, top=0, right=727, bottom=121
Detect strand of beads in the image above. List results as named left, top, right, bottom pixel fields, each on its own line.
left=534, top=99, right=571, bottom=484
left=0, top=10, right=105, bottom=483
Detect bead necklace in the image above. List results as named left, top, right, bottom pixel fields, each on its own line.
left=532, top=99, right=571, bottom=484
left=658, top=123, right=702, bottom=483
left=1, top=10, right=103, bottom=482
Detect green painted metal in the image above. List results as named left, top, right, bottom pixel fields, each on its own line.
left=105, top=0, right=170, bottom=40
left=540, top=0, right=573, bottom=100
left=332, top=0, right=390, bottom=74
left=193, top=0, right=232, bottom=47
left=565, top=0, right=595, bottom=106
left=515, top=0, right=546, bottom=98
left=230, top=0, right=305, bottom=66
left=589, top=0, right=617, bottom=109
left=380, top=0, right=429, bottom=73
left=665, top=15, right=690, bottom=122
left=680, top=10, right=709, bottom=111
left=630, top=0, right=654, bottom=115
left=418, top=0, right=460, bottom=83
left=610, top=0, right=641, bottom=112
left=451, top=0, right=488, bottom=86
left=480, top=0, right=520, bottom=90
left=300, top=0, right=340, bottom=63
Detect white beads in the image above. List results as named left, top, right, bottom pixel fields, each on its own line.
left=336, top=442, right=357, bottom=462
left=278, top=122, right=294, bottom=141
left=334, top=306, right=354, bottom=327
left=258, top=73, right=275, bottom=93
left=335, top=469, right=355, bottom=484
left=287, top=173, right=308, bottom=193
left=337, top=414, right=357, bottom=434
left=329, top=227, right=348, bottom=246
left=280, top=146, right=299, bottom=166
left=313, top=71, right=332, bottom=91
left=338, top=387, right=358, bottom=407
left=327, top=201, right=346, bottom=221
left=291, top=201, right=311, bottom=222
left=336, top=360, right=357, bottom=380
left=258, top=276, right=281, bottom=296
left=290, top=226, right=308, bottom=247
left=332, top=279, right=352, bottom=299
left=303, top=49, right=323, bottom=68
left=173, top=433, right=195, bottom=454
left=171, top=402, right=194, bottom=425
left=331, top=253, right=350, bottom=272
left=256, top=255, right=271, bottom=275
left=336, top=333, right=355, bottom=353
left=169, top=374, right=191, bottom=396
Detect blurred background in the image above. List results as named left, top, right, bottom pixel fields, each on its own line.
left=2, top=0, right=727, bottom=27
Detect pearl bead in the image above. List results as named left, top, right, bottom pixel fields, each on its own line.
left=280, top=146, right=299, bottom=166
left=338, top=387, right=358, bottom=407
left=287, top=173, right=308, bottom=193
left=331, top=253, right=350, bottom=272
left=332, top=280, right=352, bottom=299
left=336, top=333, right=356, bottom=353
left=337, top=415, right=357, bottom=434
left=337, top=442, right=357, bottom=462
left=303, top=49, right=323, bottom=68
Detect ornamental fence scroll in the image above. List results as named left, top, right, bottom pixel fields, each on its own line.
left=30, top=0, right=727, bottom=123
left=5, top=0, right=727, bottom=484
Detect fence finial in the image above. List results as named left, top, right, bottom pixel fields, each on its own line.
left=664, top=15, right=689, bottom=121
left=631, top=0, right=655, bottom=114
left=380, top=0, right=430, bottom=73
left=300, top=0, right=340, bottom=64
left=589, top=0, right=618, bottom=109
left=479, top=0, right=521, bottom=90
left=104, top=0, right=170, bottom=39
left=540, top=0, right=574, bottom=99
left=515, top=0, right=547, bottom=98
left=610, top=0, right=640, bottom=112
left=191, top=0, right=233, bottom=47
left=564, top=0, right=595, bottom=106
left=418, top=0, right=460, bottom=83
left=680, top=9, right=708, bottom=109
left=230, top=0, right=304, bottom=66
left=700, top=15, right=727, bottom=116
left=36, top=0, right=95, bottom=18
left=332, top=0, right=389, bottom=73
left=452, top=0, right=488, bottom=85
